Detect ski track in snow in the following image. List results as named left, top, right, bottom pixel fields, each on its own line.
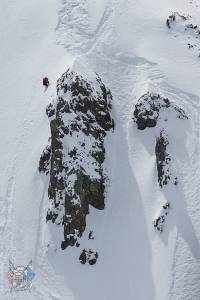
left=0, top=85, right=62, bottom=300
left=56, top=0, right=114, bottom=55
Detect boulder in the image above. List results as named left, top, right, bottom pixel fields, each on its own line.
left=133, top=92, right=187, bottom=130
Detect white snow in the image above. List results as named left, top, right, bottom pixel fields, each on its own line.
left=0, top=0, right=200, bottom=299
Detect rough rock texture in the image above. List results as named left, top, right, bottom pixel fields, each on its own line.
left=79, top=249, right=98, bottom=265
left=155, top=130, right=171, bottom=188
left=39, top=145, right=51, bottom=175
left=166, top=12, right=187, bottom=29
left=133, top=92, right=187, bottom=130
left=40, top=69, right=114, bottom=250
left=153, top=202, right=171, bottom=233
left=133, top=92, right=187, bottom=189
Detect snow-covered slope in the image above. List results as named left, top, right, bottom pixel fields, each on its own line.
left=0, top=0, right=200, bottom=299
left=0, top=1, right=74, bottom=298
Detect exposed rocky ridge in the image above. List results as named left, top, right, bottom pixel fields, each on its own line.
left=133, top=92, right=188, bottom=130
left=166, top=12, right=188, bottom=29
left=154, top=131, right=178, bottom=232
left=155, top=130, right=171, bottom=188
left=153, top=202, right=171, bottom=233
left=133, top=92, right=188, bottom=233
left=39, top=144, right=51, bottom=175
left=155, top=129, right=179, bottom=188
left=40, top=69, right=114, bottom=251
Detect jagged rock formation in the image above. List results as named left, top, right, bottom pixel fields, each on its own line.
left=88, top=231, right=94, bottom=240
left=133, top=92, right=187, bottom=188
left=79, top=249, right=98, bottom=265
left=166, top=12, right=200, bottom=57
left=39, top=69, right=114, bottom=250
left=166, top=12, right=187, bottom=29
left=133, top=92, right=188, bottom=233
left=155, top=130, right=179, bottom=189
left=133, top=92, right=187, bottom=130
left=153, top=202, right=170, bottom=233
left=155, top=130, right=171, bottom=188
left=39, top=145, right=51, bottom=175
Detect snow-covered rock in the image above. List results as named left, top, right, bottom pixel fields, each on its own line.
left=167, top=11, right=200, bottom=57
left=133, top=92, right=188, bottom=130
left=79, top=249, right=98, bottom=265
left=155, top=129, right=171, bottom=188
left=153, top=202, right=171, bottom=233
left=39, top=144, right=51, bottom=175
left=40, top=69, right=114, bottom=250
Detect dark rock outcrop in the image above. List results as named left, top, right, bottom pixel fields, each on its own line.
left=40, top=69, right=114, bottom=250
left=166, top=12, right=187, bottom=29
left=79, top=249, right=98, bottom=265
left=133, top=92, right=187, bottom=189
left=133, top=92, right=187, bottom=130
left=153, top=202, right=170, bottom=233
left=133, top=92, right=188, bottom=233
left=39, top=145, right=51, bottom=175
left=155, top=130, right=171, bottom=188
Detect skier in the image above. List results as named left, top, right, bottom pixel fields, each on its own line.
left=43, top=77, right=49, bottom=87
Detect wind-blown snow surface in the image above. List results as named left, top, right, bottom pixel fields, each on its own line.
left=0, top=0, right=200, bottom=299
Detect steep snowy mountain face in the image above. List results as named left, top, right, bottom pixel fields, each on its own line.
left=1, top=0, right=200, bottom=300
